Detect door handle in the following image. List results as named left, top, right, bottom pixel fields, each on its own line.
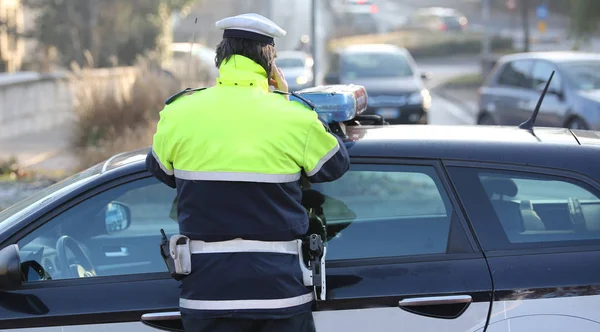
left=398, top=295, right=472, bottom=319
left=399, top=295, right=472, bottom=307
left=141, top=311, right=183, bottom=331
left=104, top=246, right=129, bottom=257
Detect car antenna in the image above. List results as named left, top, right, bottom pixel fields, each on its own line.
left=519, top=70, right=555, bottom=131
left=185, top=17, right=199, bottom=88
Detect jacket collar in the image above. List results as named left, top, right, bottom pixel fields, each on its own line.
left=217, top=55, right=269, bottom=92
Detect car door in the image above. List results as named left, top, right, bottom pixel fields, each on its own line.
left=0, top=173, right=181, bottom=331
left=142, top=159, right=494, bottom=331
left=530, top=60, right=569, bottom=127
left=488, top=59, right=534, bottom=125
left=447, top=162, right=600, bottom=332
left=306, top=159, right=492, bottom=331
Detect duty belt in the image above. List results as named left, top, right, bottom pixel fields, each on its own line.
left=159, top=229, right=327, bottom=301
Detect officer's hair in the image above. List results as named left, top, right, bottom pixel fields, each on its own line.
left=215, top=38, right=276, bottom=77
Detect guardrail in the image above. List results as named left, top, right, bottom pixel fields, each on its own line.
left=329, top=30, right=485, bottom=50
left=0, top=68, right=138, bottom=141
left=327, top=30, right=514, bottom=59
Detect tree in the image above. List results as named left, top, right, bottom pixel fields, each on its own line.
left=568, top=0, right=600, bottom=49
left=23, top=0, right=199, bottom=68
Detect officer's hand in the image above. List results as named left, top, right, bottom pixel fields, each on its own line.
left=270, top=64, right=289, bottom=95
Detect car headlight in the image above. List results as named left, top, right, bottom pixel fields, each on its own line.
left=408, top=90, right=432, bottom=110
left=296, top=76, right=308, bottom=85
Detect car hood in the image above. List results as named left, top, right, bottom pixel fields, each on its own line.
left=577, top=89, right=600, bottom=103
left=341, top=76, right=422, bottom=95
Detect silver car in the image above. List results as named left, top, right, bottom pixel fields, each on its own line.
left=478, top=52, right=600, bottom=130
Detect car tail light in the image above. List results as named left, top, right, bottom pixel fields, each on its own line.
left=439, top=23, right=447, bottom=31
left=370, top=4, right=379, bottom=13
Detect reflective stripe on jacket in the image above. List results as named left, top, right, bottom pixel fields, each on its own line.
left=146, top=54, right=350, bottom=319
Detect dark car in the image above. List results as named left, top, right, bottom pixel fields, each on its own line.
left=2, top=107, right=600, bottom=331
left=323, top=44, right=431, bottom=124
left=478, top=51, right=600, bottom=130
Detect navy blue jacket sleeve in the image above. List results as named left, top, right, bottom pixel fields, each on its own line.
left=146, top=150, right=176, bottom=188
left=304, top=118, right=350, bottom=183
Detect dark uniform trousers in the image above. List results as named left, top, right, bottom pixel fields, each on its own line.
left=182, top=312, right=317, bottom=332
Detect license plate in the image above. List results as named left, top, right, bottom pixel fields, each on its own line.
left=376, top=108, right=400, bottom=119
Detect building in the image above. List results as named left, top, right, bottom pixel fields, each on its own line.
left=0, top=0, right=25, bottom=72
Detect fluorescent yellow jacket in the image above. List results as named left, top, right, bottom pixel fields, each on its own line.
left=145, top=54, right=350, bottom=320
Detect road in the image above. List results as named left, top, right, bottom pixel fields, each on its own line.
left=428, top=91, right=477, bottom=125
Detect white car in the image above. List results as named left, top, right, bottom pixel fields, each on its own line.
left=275, top=51, right=315, bottom=92
left=169, top=43, right=219, bottom=84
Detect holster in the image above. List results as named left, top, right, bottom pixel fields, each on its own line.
left=159, top=229, right=192, bottom=281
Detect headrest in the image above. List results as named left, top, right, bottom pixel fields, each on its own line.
left=481, top=178, right=518, bottom=197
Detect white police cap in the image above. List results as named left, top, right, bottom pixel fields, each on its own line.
left=215, top=13, right=287, bottom=46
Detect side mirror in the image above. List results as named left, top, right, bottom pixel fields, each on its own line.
left=324, top=73, right=340, bottom=85
left=0, top=244, right=22, bottom=290
left=421, top=72, right=431, bottom=80
left=105, top=202, right=132, bottom=234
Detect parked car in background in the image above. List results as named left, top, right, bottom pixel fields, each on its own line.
left=275, top=51, right=314, bottom=92
left=323, top=44, right=431, bottom=124
left=169, top=43, right=218, bottom=84
left=477, top=52, right=600, bottom=130
left=405, top=7, right=468, bottom=32
left=333, top=0, right=381, bottom=36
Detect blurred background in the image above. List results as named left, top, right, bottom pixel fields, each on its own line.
left=1, top=0, right=600, bottom=209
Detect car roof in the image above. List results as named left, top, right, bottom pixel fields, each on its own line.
left=101, top=125, right=600, bottom=180
left=336, top=44, right=408, bottom=54
left=497, top=51, right=600, bottom=63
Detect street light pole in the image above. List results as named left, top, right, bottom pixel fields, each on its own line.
left=311, top=0, right=318, bottom=85
left=521, top=0, right=530, bottom=52
left=481, top=0, right=491, bottom=75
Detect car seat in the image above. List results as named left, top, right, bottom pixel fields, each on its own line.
left=481, top=178, right=545, bottom=235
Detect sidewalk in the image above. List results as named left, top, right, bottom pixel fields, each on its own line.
left=0, top=121, right=78, bottom=176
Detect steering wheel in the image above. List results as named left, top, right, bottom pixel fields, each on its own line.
left=56, top=235, right=97, bottom=278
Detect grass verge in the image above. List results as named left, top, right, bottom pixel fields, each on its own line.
left=441, top=73, right=485, bottom=89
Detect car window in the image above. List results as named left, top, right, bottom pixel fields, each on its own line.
left=17, top=177, right=177, bottom=282
left=341, top=52, right=414, bottom=79
left=449, top=167, right=600, bottom=250
left=15, top=165, right=462, bottom=282
left=560, top=60, right=600, bottom=90
left=307, top=164, right=458, bottom=260
left=441, top=15, right=462, bottom=28
left=496, top=60, right=533, bottom=89
left=532, top=61, right=562, bottom=93
left=275, top=57, right=305, bottom=68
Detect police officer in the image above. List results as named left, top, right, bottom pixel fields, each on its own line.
left=146, top=13, right=350, bottom=332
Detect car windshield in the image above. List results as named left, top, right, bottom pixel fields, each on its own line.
left=442, top=15, right=462, bottom=27
left=0, top=163, right=103, bottom=226
left=341, top=52, right=413, bottom=79
left=561, top=60, right=600, bottom=90
left=276, top=58, right=305, bottom=68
